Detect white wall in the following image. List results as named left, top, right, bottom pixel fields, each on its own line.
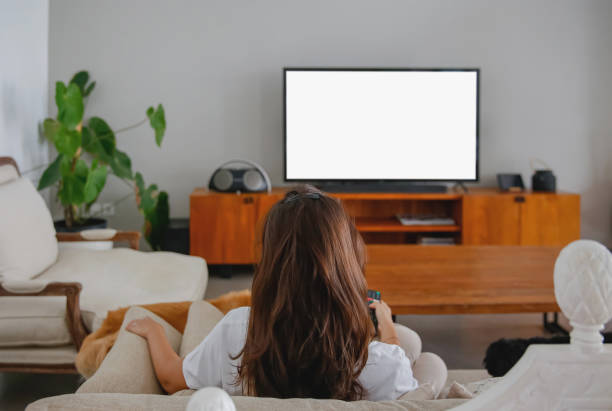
left=0, top=0, right=49, bottom=178
left=49, top=0, right=612, bottom=246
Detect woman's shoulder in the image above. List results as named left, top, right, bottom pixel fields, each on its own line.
left=199, top=306, right=250, bottom=350
left=367, top=340, right=408, bottom=363
left=220, top=306, right=250, bottom=325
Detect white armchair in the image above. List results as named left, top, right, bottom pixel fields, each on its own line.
left=0, top=157, right=208, bottom=374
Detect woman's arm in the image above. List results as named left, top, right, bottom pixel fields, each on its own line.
left=369, top=300, right=400, bottom=346
left=126, top=317, right=188, bottom=394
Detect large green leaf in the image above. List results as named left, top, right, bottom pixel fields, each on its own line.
left=69, top=71, right=89, bottom=95
left=55, top=82, right=67, bottom=110
left=83, top=160, right=108, bottom=203
left=37, top=154, right=63, bottom=190
left=109, top=149, right=133, bottom=179
left=89, top=117, right=114, bottom=138
left=70, top=71, right=96, bottom=97
left=58, top=157, right=88, bottom=206
left=82, top=126, right=112, bottom=163
left=84, top=81, right=96, bottom=97
left=54, top=126, right=82, bottom=157
left=42, top=118, right=61, bottom=142
left=146, top=104, right=166, bottom=147
left=55, top=82, right=84, bottom=130
left=81, top=126, right=99, bottom=157
left=84, top=117, right=117, bottom=163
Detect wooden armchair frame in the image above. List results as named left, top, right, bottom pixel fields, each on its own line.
left=0, top=156, right=141, bottom=374
left=0, top=232, right=141, bottom=374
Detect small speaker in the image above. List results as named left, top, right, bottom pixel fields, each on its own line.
left=532, top=170, right=556, bottom=192
left=211, top=169, right=234, bottom=191
left=209, top=160, right=271, bottom=193
left=497, top=173, right=525, bottom=192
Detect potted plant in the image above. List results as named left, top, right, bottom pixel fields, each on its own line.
left=38, top=70, right=169, bottom=250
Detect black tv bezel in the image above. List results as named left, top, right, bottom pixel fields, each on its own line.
left=283, top=67, right=480, bottom=183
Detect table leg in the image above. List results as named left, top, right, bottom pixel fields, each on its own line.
left=543, top=312, right=569, bottom=335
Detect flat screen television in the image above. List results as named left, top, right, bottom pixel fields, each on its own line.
left=284, top=68, right=479, bottom=184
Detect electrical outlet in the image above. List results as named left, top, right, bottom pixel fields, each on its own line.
left=101, top=203, right=115, bottom=217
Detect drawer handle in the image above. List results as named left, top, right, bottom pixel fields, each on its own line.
left=243, top=197, right=254, bottom=204
left=514, top=196, right=525, bottom=203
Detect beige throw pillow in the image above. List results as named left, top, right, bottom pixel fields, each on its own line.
left=77, top=306, right=182, bottom=394
left=0, top=164, right=19, bottom=184
left=179, top=300, right=224, bottom=358
left=0, top=177, right=58, bottom=281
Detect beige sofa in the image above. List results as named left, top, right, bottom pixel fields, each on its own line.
left=0, top=158, right=208, bottom=374
left=27, top=301, right=490, bottom=410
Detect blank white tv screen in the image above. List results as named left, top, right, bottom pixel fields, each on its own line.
left=285, top=69, right=478, bottom=181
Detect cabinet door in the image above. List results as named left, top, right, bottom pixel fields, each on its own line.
left=190, top=194, right=258, bottom=264
left=520, top=194, right=580, bottom=246
left=252, top=194, right=284, bottom=260
left=462, top=194, right=521, bottom=245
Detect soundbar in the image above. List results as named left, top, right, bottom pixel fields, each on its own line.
left=318, top=183, right=447, bottom=193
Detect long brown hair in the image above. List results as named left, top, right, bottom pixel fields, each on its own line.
left=236, top=185, right=373, bottom=400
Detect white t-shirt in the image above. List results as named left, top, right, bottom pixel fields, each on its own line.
left=183, top=307, right=418, bottom=401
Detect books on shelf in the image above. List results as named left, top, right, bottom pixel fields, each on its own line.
left=418, top=236, right=455, bottom=245
left=396, top=214, right=455, bottom=226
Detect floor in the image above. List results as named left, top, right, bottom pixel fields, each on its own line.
left=1, top=270, right=564, bottom=410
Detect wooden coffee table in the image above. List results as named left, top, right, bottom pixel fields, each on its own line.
left=365, top=245, right=562, bottom=318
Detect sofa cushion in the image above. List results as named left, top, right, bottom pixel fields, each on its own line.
left=0, top=345, right=76, bottom=365
left=26, top=393, right=469, bottom=411
left=0, top=296, right=72, bottom=347
left=0, top=177, right=58, bottom=281
left=38, top=247, right=208, bottom=331
left=78, top=306, right=182, bottom=394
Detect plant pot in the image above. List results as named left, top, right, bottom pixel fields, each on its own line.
left=54, top=218, right=108, bottom=233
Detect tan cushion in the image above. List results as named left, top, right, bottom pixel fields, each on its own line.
left=0, top=296, right=71, bottom=347
left=444, top=369, right=490, bottom=388
left=0, top=164, right=19, bottom=184
left=398, top=383, right=436, bottom=400
left=26, top=393, right=469, bottom=411
left=77, top=306, right=182, bottom=395
left=0, top=177, right=58, bottom=281
left=179, top=300, right=224, bottom=358
left=0, top=345, right=76, bottom=365
left=38, top=248, right=208, bottom=330
left=232, top=397, right=467, bottom=411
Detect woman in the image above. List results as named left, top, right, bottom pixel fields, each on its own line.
left=127, top=186, right=446, bottom=400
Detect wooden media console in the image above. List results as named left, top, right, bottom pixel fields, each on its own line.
left=190, top=188, right=580, bottom=265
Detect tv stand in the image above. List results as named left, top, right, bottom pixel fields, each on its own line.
left=190, top=188, right=580, bottom=264
left=319, top=182, right=447, bottom=193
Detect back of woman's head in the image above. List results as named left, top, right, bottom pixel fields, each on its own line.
left=237, top=185, right=373, bottom=400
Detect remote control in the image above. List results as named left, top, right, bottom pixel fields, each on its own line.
left=367, top=289, right=381, bottom=332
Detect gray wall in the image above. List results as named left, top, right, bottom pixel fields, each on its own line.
left=49, top=0, right=612, bottom=246
left=1, top=0, right=49, bottom=178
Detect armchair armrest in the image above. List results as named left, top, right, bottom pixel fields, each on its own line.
left=56, top=231, right=141, bottom=250
left=0, top=281, right=88, bottom=349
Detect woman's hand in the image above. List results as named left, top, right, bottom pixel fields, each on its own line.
left=126, top=316, right=187, bottom=394
left=126, top=317, right=163, bottom=339
left=369, top=300, right=400, bottom=346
